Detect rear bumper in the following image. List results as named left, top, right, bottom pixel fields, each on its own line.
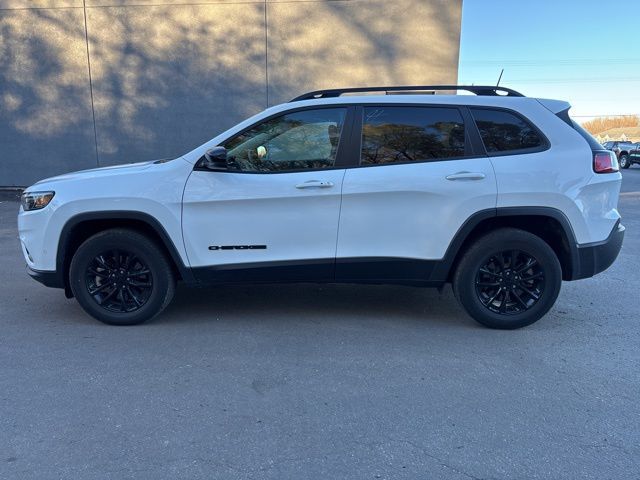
left=572, top=221, right=625, bottom=280
left=27, top=266, right=64, bottom=289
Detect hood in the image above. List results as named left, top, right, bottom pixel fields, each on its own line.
left=29, top=159, right=167, bottom=189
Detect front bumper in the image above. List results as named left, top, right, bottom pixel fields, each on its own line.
left=572, top=221, right=625, bottom=280
left=27, top=266, right=64, bottom=289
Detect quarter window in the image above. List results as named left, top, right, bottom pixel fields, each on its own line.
left=360, top=107, right=466, bottom=165
left=470, top=108, right=543, bottom=153
left=223, top=108, right=346, bottom=172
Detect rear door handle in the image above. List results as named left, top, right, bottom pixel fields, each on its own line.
left=295, top=180, right=334, bottom=189
left=445, top=172, right=486, bottom=181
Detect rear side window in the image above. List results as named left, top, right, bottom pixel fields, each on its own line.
left=360, top=107, right=466, bottom=165
left=470, top=108, right=543, bottom=153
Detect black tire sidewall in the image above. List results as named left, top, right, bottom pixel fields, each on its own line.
left=69, top=231, right=173, bottom=325
left=454, top=230, right=562, bottom=329
left=619, top=155, right=630, bottom=169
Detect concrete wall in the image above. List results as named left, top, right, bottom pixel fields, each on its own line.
left=0, top=0, right=462, bottom=187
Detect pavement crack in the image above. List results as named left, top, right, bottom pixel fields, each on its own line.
left=357, top=436, right=485, bottom=480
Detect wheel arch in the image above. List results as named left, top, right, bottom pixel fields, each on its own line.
left=432, top=207, right=580, bottom=283
left=57, top=211, right=194, bottom=296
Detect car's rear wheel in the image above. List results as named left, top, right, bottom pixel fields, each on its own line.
left=619, top=154, right=630, bottom=169
left=69, top=229, right=175, bottom=325
left=453, top=228, right=561, bottom=329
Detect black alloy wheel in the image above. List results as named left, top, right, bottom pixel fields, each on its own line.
left=452, top=228, right=562, bottom=329
left=85, top=250, right=153, bottom=313
left=69, top=229, right=175, bottom=325
left=475, top=249, right=545, bottom=315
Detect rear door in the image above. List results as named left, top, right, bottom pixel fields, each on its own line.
left=336, top=105, right=497, bottom=283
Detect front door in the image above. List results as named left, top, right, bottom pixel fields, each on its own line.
left=182, top=107, right=351, bottom=283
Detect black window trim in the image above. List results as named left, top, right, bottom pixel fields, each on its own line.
left=194, top=105, right=356, bottom=174
left=467, top=105, right=551, bottom=157
left=460, top=106, right=487, bottom=156
left=353, top=103, right=487, bottom=168
left=194, top=102, right=550, bottom=174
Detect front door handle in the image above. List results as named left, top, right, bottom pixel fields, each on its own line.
left=445, top=172, right=486, bottom=181
left=295, top=180, right=334, bottom=189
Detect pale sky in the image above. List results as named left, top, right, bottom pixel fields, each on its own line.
left=458, top=0, right=640, bottom=121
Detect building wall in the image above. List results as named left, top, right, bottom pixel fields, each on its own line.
left=0, top=0, right=462, bottom=187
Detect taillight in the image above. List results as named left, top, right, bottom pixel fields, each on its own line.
left=593, top=151, right=619, bottom=174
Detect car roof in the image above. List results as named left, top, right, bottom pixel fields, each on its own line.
left=184, top=93, right=570, bottom=164
left=282, top=93, right=528, bottom=107
left=264, top=94, right=567, bottom=115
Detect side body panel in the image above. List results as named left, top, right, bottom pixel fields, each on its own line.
left=336, top=158, right=497, bottom=281
left=489, top=102, right=622, bottom=244
left=181, top=169, right=346, bottom=280
left=17, top=159, right=193, bottom=272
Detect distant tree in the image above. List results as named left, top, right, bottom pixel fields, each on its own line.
left=581, top=115, right=640, bottom=135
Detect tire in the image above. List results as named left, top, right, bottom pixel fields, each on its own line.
left=69, top=229, right=176, bottom=325
left=619, top=154, right=630, bottom=169
left=452, top=228, right=562, bottom=329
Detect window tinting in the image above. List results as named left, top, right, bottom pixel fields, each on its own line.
left=360, top=107, right=465, bottom=165
left=223, top=108, right=346, bottom=172
left=571, top=120, right=604, bottom=151
left=470, top=108, right=543, bottom=153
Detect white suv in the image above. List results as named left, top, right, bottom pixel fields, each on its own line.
left=18, top=85, right=625, bottom=329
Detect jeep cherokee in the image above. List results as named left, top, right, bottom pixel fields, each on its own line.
left=18, top=85, right=625, bottom=329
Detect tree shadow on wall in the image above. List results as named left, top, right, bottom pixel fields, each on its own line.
left=265, top=0, right=462, bottom=104
left=0, top=1, right=462, bottom=186
left=0, top=3, right=267, bottom=184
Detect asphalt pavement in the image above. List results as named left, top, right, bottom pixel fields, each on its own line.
left=1, top=169, right=639, bottom=479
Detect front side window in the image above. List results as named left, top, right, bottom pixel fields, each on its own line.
left=470, top=108, right=543, bottom=153
left=361, top=107, right=466, bottom=165
left=223, top=108, right=346, bottom=172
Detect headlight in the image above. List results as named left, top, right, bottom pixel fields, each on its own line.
left=21, top=191, right=55, bottom=211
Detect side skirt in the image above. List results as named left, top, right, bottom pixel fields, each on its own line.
left=191, top=258, right=443, bottom=287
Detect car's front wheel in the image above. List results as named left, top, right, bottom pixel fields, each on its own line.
left=453, top=228, right=562, bottom=329
left=619, top=154, right=630, bottom=169
left=69, top=229, right=175, bottom=325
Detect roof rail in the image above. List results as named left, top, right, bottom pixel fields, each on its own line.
left=290, top=85, right=525, bottom=102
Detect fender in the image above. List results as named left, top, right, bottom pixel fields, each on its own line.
left=429, top=206, right=580, bottom=283
left=496, top=206, right=580, bottom=280
left=56, top=211, right=195, bottom=290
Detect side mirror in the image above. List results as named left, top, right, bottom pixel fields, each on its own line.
left=203, top=147, right=228, bottom=170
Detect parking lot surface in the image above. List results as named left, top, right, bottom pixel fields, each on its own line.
left=1, top=170, right=639, bottom=480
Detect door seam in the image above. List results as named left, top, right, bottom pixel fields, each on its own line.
left=332, top=169, right=348, bottom=281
